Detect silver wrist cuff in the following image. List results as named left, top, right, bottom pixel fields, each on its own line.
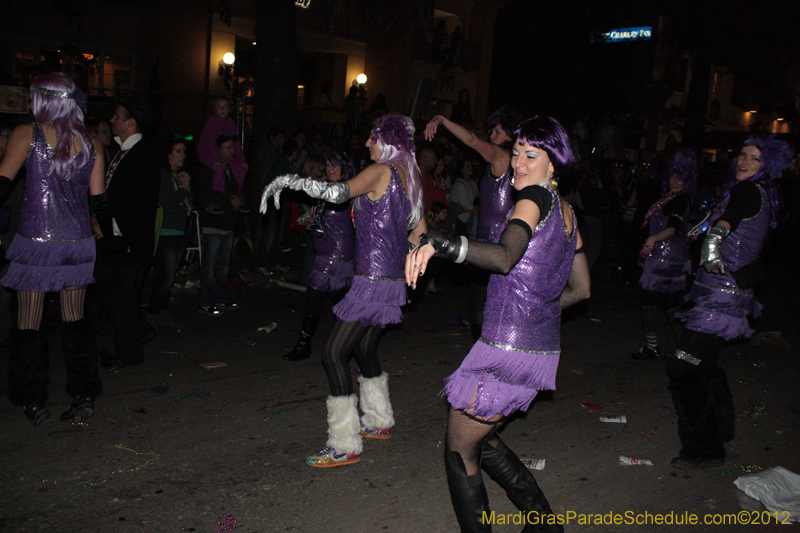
left=455, top=236, right=468, bottom=264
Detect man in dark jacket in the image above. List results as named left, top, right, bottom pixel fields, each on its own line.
left=95, top=95, right=161, bottom=368
left=196, top=135, right=247, bottom=315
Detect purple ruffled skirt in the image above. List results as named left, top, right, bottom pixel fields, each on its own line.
left=638, top=257, right=691, bottom=293
left=441, top=340, right=560, bottom=418
left=1, top=234, right=96, bottom=292
left=307, top=255, right=354, bottom=293
left=333, top=274, right=408, bottom=328
left=675, top=272, right=762, bottom=340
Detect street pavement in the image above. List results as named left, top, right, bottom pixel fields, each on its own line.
left=0, top=258, right=797, bottom=532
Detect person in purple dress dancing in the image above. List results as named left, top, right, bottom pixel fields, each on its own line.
left=0, top=73, right=110, bottom=426
left=425, top=114, right=518, bottom=342
left=282, top=151, right=356, bottom=361
left=632, top=148, right=697, bottom=360
left=407, top=117, right=591, bottom=532
left=668, top=135, right=793, bottom=470
left=262, top=114, right=426, bottom=467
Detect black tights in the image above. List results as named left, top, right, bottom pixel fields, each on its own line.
left=446, top=408, right=503, bottom=476
left=321, top=318, right=384, bottom=396
left=17, top=288, right=86, bottom=330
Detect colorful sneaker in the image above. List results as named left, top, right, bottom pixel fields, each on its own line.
left=360, top=424, right=393, bottom=439
left=305, top=446, right=361, bottom=468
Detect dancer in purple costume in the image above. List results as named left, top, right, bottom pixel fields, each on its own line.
left=282, top=151, right=356, bottom=361
left=408, top=117, right=591, bottom=532
left=632, top=148, right=696, bottom=360
left=0, top=73, right=111, bottom=426
left=425, top=114, right=517, bottom=341
left=262, top=114, right=426, bottom=467
left=668, top=135, right=793, bottom=470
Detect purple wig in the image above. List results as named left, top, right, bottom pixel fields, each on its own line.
left=30, top=73, right=91, bottom=180
left=324, top=150, right=356, bottom=182
left=366, top=114, right=423, bottom=229
left=490, top=114, right=518, bottom=150
left=662, top=148, right=698, bottom=199
left=719, top=134, right=794, bottom=229
left=514, top=116, right=578, bottom=178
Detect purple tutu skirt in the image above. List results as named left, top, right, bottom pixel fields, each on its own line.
left=675, top=275, right=762, bottom=340
left=307, top=255, right=354, bottom=293
left=638, top=257, right=690, bottom=293
left=441, top=340, right=560, bottom=418
left=333, top=274, right=408, bottom=328
left=1, top=234, right=95, bottom=292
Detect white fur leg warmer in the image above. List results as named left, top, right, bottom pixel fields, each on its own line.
left=326, top=394, right=363, bottom=454
left=358, top=372, right=395, bottom=429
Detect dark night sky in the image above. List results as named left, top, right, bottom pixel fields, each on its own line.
left=489, top=0, right=661, bottom=121
left=488, top=0, right=800, bottom=127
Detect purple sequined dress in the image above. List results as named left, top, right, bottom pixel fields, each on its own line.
left=638, top=195, right=691, bottom=293
left=1, top=124, right=96, bottom=292
left=675, top=185, right=770, bottom=340
left=333, top=164, right=411, bottom=327
left=442, top=187, right=577, bottom=417
left=307, top=202, right=355, bottom=292
left=476, top=167, right=514, bottom=242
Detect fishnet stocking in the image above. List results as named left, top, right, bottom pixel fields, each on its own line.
left=60, top=287, right=86, bottom=322
left=16, top=291, right=45, bottom=330
left=322, top=318, right=384, bottom=396
left=17, top=287, right=87, bottom=330
left=446, top=409, right=502, bottom=476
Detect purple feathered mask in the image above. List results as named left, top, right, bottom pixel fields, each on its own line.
left=374, top=114, right=416, bottom=154
left=744, top=134, right=794, bottom=180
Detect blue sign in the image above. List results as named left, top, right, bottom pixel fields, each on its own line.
left=603, top=26, right=653, bottom=42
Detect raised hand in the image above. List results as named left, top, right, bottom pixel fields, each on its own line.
left=260, top=174, right=299, bottom=213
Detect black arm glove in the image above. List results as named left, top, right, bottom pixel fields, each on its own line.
left=560, top=247, right=591, bottom=309
left=419, top=231, right=465, bottom=262
left=421, top=218, right=533, bottom=274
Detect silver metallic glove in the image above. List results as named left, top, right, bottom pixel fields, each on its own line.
left=700, top=225, right=730, bottom=273
left=260, top=174, right=351, bottom=213
left=260, top=174, right=298, bottom=213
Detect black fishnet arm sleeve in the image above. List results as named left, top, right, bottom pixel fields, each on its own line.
left=560, top=247, right=591, bottom=309
left=463, top=219, right=532, bottom=274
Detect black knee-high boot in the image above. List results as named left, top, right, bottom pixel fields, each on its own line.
left=669, top=371, right=725, bottom=468
left=707, top=367, right=735, bottom=442
left=283, top=313, right=320, bottom=361
left=445, top=450, right=492, bottom=533
left=8, top=328, right=51, bottom=425
left=60, top=319, right=103, bottom=421
left=481, top=440, right=563, bottom=533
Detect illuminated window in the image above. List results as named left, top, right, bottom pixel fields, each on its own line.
left=712, top=70, right=722, bottom=95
